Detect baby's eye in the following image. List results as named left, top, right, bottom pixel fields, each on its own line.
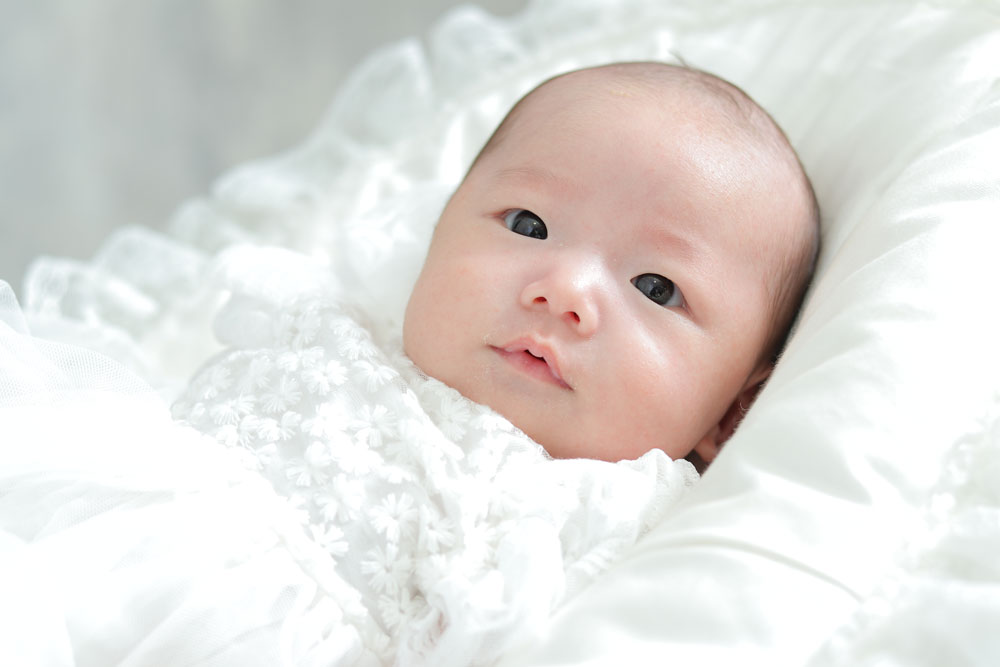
left=632, top=273, right=684, bottom=308
left=504, top=209, right=547, bottom=239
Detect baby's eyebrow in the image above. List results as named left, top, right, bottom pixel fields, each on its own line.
left=492, top=165, right=562, bottom=190
left=645, top=220, right=698, bottom=262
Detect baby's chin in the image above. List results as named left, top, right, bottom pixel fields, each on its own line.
left=517, top=420, right=685, bottom=464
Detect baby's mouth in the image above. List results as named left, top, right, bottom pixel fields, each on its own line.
left=493, top=342, right=571, bottom=390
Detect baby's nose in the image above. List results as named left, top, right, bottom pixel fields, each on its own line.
left=519, top=258, right=602, bottom=337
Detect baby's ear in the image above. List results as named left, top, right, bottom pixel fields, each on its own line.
left=691, top=363, right=773, bottom=467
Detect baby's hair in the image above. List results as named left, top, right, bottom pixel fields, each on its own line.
left=470, top=61, right=820, bottom=366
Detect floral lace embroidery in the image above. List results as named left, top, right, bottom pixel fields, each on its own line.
left=172, top=293, right=696, bottom=661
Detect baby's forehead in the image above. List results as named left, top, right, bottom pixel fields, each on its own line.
left=491, top=67, right=814, bottom=240
left=514, top=69, right=790, bottom=174
left=526, top=66, right=757, bottom=127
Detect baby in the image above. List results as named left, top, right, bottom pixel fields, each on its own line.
left=405, top=61, right=820, bottom=468
left=168, top=60, right=819, bottom=664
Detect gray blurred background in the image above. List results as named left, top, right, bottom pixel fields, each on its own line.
left=0, top=0, right=527, bottom=299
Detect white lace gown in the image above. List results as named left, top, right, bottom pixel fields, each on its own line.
left=0, top=243, right=697, bottom=666
left=183, top=263, right=700, bottom=659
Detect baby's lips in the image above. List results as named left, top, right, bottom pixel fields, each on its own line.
left=499, top=337, right=572, bottom=389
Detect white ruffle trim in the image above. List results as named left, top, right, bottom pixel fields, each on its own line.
left=807, top=404, right=1000, bottom=666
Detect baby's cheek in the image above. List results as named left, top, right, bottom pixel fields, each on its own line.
left=404, top=281, right=450, bottom=365
left=616, top=337, right=707, bottom=426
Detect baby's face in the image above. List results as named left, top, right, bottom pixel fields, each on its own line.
left=404, top=73, right=788, bottom=462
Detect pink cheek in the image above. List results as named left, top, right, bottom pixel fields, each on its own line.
left=429, top=269, right=486, bottom=322
left=453, top=264, right=476, bottom=281
left=620, top=343, right=688, bottom=402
